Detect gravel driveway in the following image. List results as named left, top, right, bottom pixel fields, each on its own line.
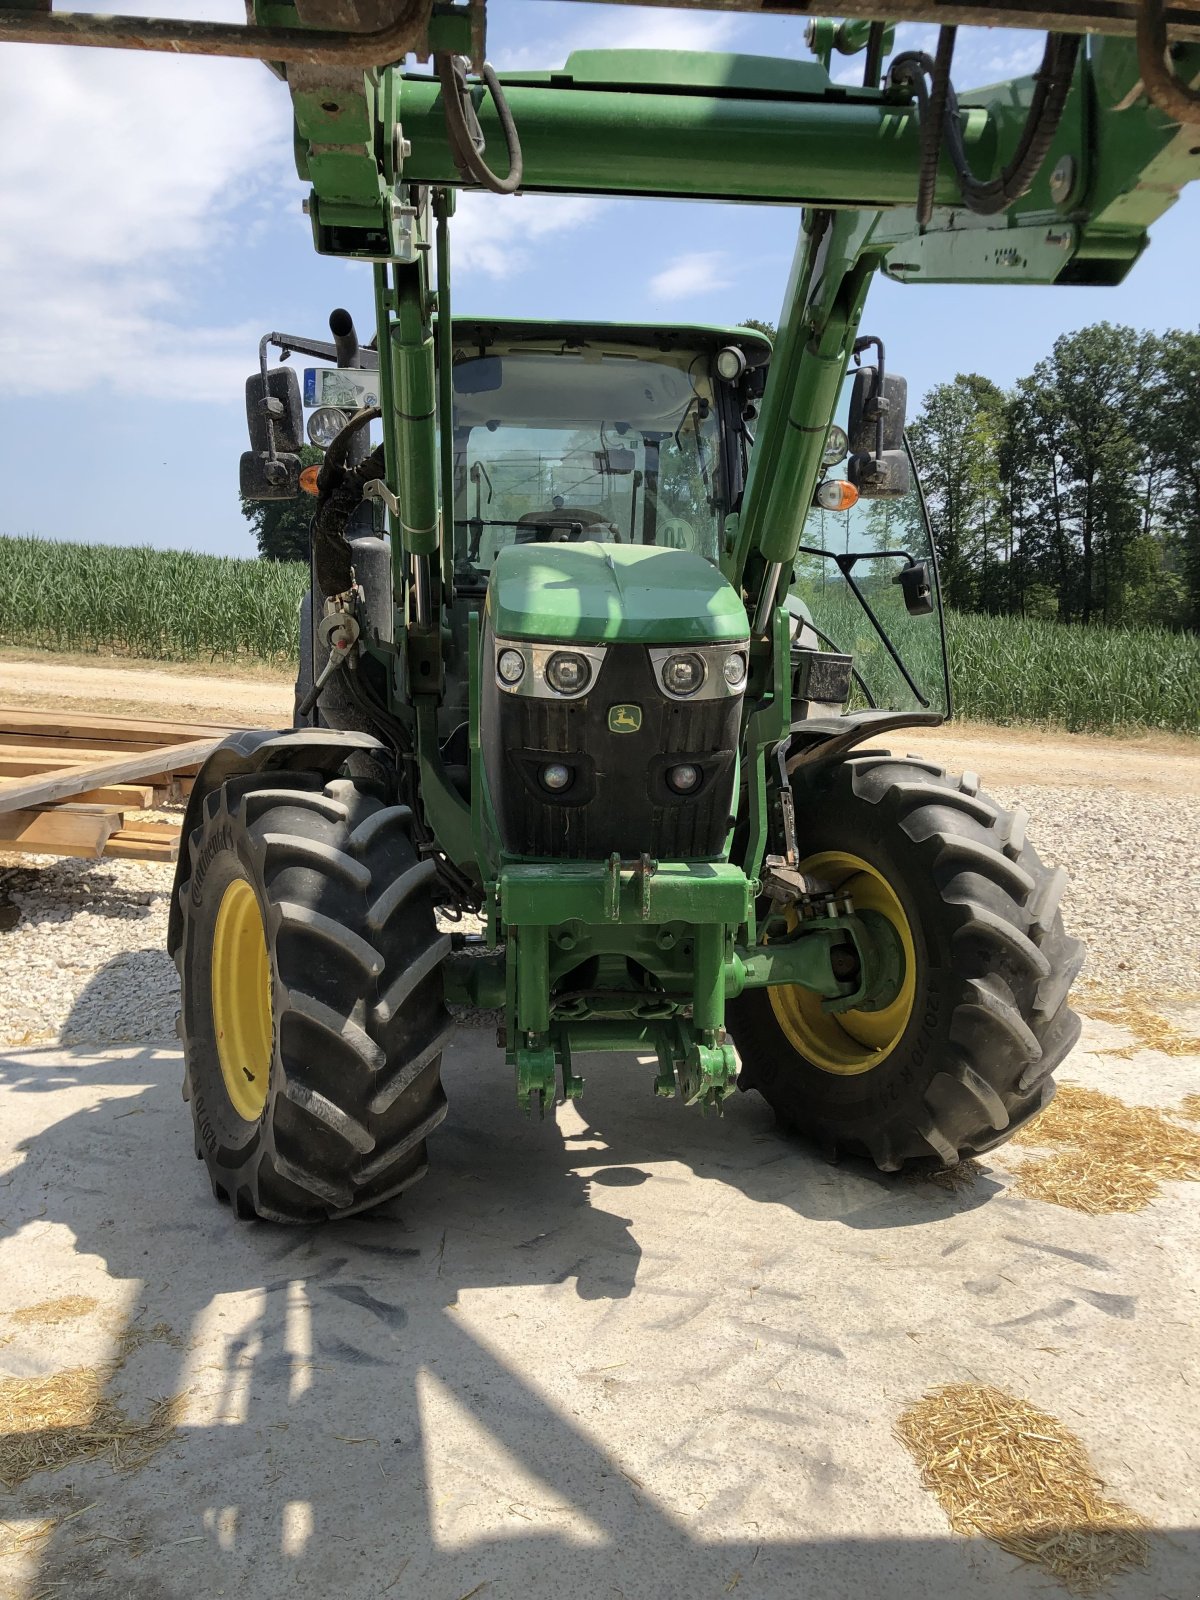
left=2, top=767, right=1196, bottom=1050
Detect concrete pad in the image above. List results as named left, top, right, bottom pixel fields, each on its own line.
left=1, top=1027, right=1198, bottom=1600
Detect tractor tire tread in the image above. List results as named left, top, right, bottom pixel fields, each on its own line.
left=176, top=770, right=451, bottom=1223
left=728, top=755, right=1082, bottom=1172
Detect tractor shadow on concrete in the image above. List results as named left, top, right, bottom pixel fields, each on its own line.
left=2, top=991, right=1187, bottom=1599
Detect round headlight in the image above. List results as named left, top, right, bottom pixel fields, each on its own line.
left=545, top=651, right=591, bottom=695
left=715, top=345, right=747, bottom=383
left=723, top=652, right=747, bottom=689
left=307, top=405, right=351, bottom=449
left=667, top=763, right=701, bottom=794
left=662, top=652, right=705, bottom=697
left=822, top=424, right=849, bottom=467
left=497, top=648, right=525, bottom=685
left=541, top=763, right=572, bottom=792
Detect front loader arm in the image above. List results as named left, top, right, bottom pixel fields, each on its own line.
left=281, top=33, right=1197, bottom=620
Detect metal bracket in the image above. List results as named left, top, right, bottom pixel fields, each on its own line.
left=0, top=0, right=487, bottom=66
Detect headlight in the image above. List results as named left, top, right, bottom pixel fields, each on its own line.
left=661, top=652, right=705, bottom=697
left=497, top=648, right=525, bottom=686
left=723, top=652, right=747, bottom=689
left=716, top=345, right=747, bottom=383
left=545, top=651, right=592, bottom=695
left=307, top=405, right=351, bottom=448
left=667, top=763, right=701, bottom=794
left=540, top=763, right=572, bottom=792
left=822, top=424, right=849, bottom=467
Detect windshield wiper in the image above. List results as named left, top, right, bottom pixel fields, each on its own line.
left=793, top=545, right=930, bottom=709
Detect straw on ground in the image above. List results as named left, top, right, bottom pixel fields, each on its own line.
left=1011, top=1084, right=1200, bottom=1214
left=895, top=1382, right=1148, bottom=1593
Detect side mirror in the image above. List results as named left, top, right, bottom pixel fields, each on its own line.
left=848, top=368, right=907, bottom=455
left=894, top=559, right=935, bottom=616
left=240, top=450, right=301, bottom=501
left=847, top=449, right=911, bottom=499
left=245, top=367, right=303, bottom=455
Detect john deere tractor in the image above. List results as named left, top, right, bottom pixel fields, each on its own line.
left=9, top=0, right=1195, bottom=1220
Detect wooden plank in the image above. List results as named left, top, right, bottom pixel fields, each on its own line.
left=0, top=732, right=175, bottom=754
left=0, top=736, right=225, bottom=814
left=107, top=821, right=179, bottom=840
left=0, top=756, right=63, bottom=777
left=33, top=802, right=125, bottom=819
left=0, top=807, right=118, bottom=857
left=73, top=783, right=155, bottom=807
left=136, top=765, right=205, bottom=787
left=0, top=754, right=204, bottom=782
left=104, top=831, right=178, bottom=862
left=0, top=709, right=237, bottom=743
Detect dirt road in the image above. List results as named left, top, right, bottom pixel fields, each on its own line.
left=0, top=653, right=294, bottom=727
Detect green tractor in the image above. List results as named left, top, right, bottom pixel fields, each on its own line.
left=172, top=292, right=1082, bottom=1220
left=121, top=24, right=1197, bottom=1222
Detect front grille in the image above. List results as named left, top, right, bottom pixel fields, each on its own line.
left=483, top=641, right=740, bottom=861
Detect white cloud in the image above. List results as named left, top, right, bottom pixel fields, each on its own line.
left=0, top=17, right=292, bottom=400
left=450, top=192, right=608, bottom=279
left=649, top=251, right=735, bottom=301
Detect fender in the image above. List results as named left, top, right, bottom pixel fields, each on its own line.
left=782, top=709, right=944, bottom=785
left=166, top=727, right=385, bottom=955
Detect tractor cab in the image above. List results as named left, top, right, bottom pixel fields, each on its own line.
left=447, top=320, right=769, bottom=582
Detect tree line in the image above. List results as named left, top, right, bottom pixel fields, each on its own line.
left=907, top=323, right=1200, bottom=631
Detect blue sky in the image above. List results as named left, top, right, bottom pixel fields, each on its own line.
left=1, top=0, right=1197, bottom=559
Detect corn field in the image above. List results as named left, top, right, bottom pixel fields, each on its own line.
left=0, top=535, right=1196, bottom=733
left=942, top=610, right=1200, bottom=732
left=0, top=535, right=307, bottom=664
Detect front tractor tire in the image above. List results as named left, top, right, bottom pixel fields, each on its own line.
left=727, top=755, right=1084, bottom=1171
left=176, top=772, right=452, bottom=1222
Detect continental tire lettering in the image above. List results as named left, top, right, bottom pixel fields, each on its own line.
left=908, top=988, right=943, bottom=1071
left=191, top=823, right=233, bottom=906
left=193, top=1090, right=218, bottom=1154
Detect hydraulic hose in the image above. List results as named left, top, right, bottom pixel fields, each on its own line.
left=891, top=30, right=1082, bottom=219
left=316, top=406, right=382, bottom=497
left=435, top=54, right=524, bottom=195
left=1137, top=0, right=1200, bottom=124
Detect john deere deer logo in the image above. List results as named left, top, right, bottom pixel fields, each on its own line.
left=608, top=704, right=642, bottom=733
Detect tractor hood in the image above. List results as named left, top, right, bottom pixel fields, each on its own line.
left=486, top=543, right=749, bottom=645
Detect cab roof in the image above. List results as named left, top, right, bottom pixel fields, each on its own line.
left=448, top=317, right=772, bottom=362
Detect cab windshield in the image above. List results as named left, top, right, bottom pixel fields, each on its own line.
left=451, top=345, right=726, bottom=584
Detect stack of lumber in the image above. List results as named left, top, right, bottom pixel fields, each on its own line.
left=0, top=709, right=239, bottom=863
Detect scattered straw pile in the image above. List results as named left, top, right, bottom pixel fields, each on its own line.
left=117, top=1320, right=184, bottom=1357
left=1080, top=991, right=1200, bottom=1058
left=1179, top=1092, right=1200, bottom=1122
left=905, top=1158, right=984, bottom=1193
left=10, top=1296, right=98, bottom=1327
left=895, top=1383, right=1148, bottom=1593
left=1011, top=1085, right=1200, bottom=1214
left=0, top=1366, right=184, bottom=1491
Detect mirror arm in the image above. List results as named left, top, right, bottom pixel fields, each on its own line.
left=795, top=545, right=918, bottom=571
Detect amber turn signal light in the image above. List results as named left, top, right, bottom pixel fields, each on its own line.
left=815, top=478, right=859, bottom=512
left=299, top=465, right=322, bottom=496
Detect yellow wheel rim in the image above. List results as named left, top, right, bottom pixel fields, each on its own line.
left=768, top=849, right=916, bottom=1076
left=211, top=877, right=273, bottom=1122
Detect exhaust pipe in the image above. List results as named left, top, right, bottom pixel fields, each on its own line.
left=329, top=307, right=360, bottom=369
